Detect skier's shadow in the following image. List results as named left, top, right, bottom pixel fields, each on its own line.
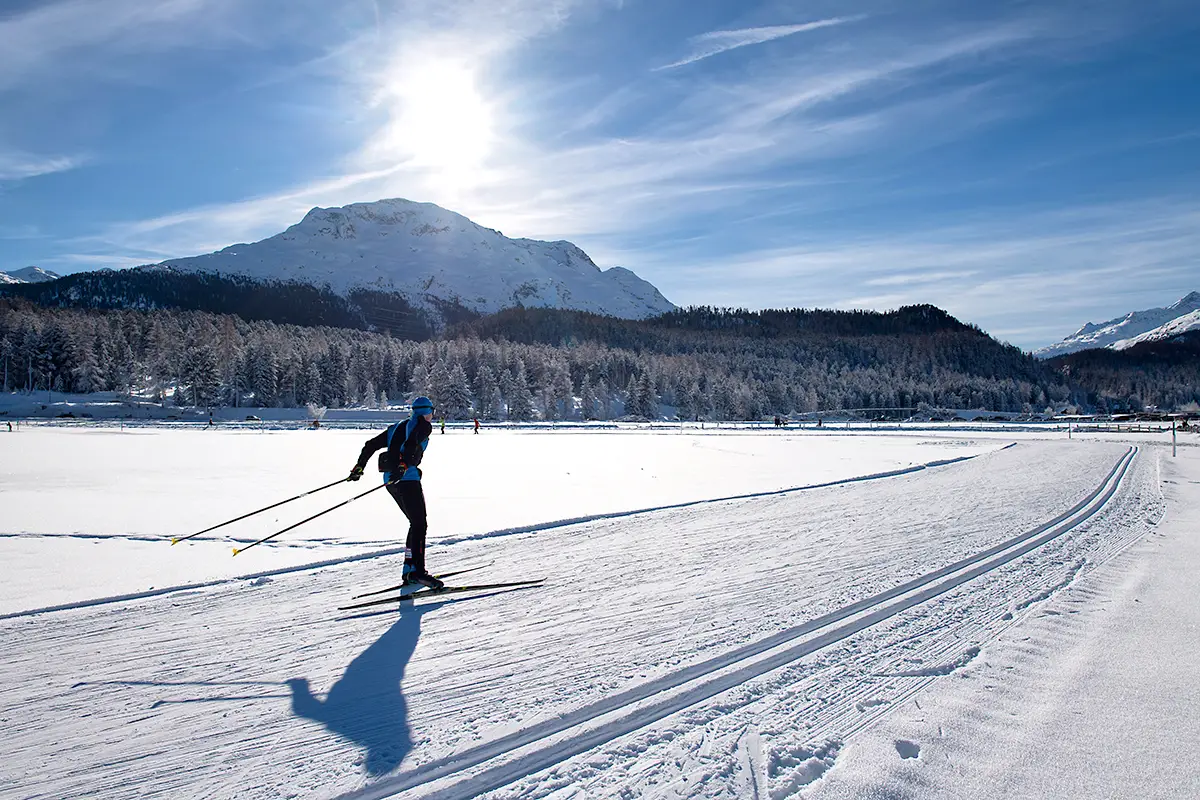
left=286, top=607, right=426, bottom=776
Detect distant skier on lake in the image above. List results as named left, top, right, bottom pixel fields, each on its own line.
left=348, top=396, right=443, bottom=590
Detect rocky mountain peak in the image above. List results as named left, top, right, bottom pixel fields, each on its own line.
left=154, top=198, right=674, bottom=321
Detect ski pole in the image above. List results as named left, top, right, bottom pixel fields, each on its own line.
left=171, top=477, right=349, bottom=545
left=231, top=481, right=392, bottom=556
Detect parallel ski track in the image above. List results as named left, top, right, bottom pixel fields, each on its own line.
left=337, top=445, right=1137, bottom=800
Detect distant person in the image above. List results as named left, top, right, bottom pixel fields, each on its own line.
left=5, top=421, right=10, bottom=432
left=348, top=396, right=442, bottom=590
left=440, top=417, right=446, bottom=435
left=473, top=417, right=480, bottom=434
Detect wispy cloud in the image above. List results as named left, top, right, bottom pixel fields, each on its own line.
left=657, top=17, right=864, bottom=70
left=0, top=151, right=85, bottom=181
left=49, top=253, right=155, bottom=270
left=0, top=223, right=44, bottom=240
left=639, top=199, right=1200, bottom=348
left=70, top=10, right=1050, bottom=266
left=0, top=0, right=228, bottom=91
left=77, top=165, right=409, bottom=262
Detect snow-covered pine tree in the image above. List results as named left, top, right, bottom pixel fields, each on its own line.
left=485, top=384, right=503, bottom=420
left=345, top=345, right=367, bottom=407
left=71, top=335, right=106, bottom=393
left=182, top=345, right=221, bottom=407
left=380, top=347, right=398, bottom=401
left=596, top=377, right=611, bottom=420
left=623, top=374, right=641, bottom=419
left=250, top=347, right=279, bottom=407
left=635, top=370, right=657, bottom=419
left=674, top=378, right=694, bottom=421
left=473, top=364, right=498, bottom=416
left=296, top=358, right=320, bottom=406
left=538, top=386, right=555, bottom=420
left=506, top=361, right=535, bottom=421
left=427, top=359, right=452, bottom=411
left=409, top=361, right=430, bottom=400
left=320, top=346, right=346, bottom=408
left=0, top=333, right=13, bottom=392
left=545, top=358, right=574, bottom=420
left=109, top=337, right=137, bottom=396
left=580, top=375, right=598, bottom=420
left=442, top=362, right=472, bottom=419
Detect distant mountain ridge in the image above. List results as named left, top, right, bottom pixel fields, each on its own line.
left=151, top=198, right=675, bottom=321
left=0, top=266, right=60, bottom=285
left=1034, top=291, right=1200, bottom=358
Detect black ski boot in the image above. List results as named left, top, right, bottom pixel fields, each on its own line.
left=409, top=570, right=444, bottom=590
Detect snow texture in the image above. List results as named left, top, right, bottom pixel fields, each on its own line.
left=0, top=422, right=1196, bottom=800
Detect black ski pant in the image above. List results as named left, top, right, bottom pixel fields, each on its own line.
left=386, top=480, right=429, bottom=573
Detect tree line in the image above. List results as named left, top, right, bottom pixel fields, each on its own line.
left=3, top=267, right=1193, bottom=416
left=1, top=296, right=1107, bottom=420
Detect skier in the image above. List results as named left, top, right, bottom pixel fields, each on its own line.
left=440, top=416, right=446, bottom=434
left=473, top=417, right=480, bottom=434
left=347, top=396, right=443, bottom=590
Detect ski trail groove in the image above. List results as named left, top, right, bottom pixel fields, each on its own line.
left=625, top=453, right=1160, bottom=795
left=335, top=446, right=1135, bottom=800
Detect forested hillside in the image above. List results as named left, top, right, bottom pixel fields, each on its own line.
left=1, top=297, right=1081, bottom=420
left=1047, top=332, right=1200, bottom=413
left=0, top=267, right=455, bottom=339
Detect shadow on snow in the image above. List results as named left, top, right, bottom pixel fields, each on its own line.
left=287, top=607, right=425, bottom=776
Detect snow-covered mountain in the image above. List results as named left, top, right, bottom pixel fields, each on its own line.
left=1111, top=307, right=1200, bottom=349
left=153, top=198, right=675, bottom=319
left=0, top=266, right=60, bottom=284
left=1034, top=291, right=1200, bottom=358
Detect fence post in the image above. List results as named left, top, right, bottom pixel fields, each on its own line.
left=1173, top=417, right=1177, bottom=458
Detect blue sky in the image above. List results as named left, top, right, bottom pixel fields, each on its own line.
left=1, top=0, right=1198, bottom=350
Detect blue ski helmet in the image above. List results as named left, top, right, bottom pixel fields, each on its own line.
left=411, top=396, right=434, bottom=416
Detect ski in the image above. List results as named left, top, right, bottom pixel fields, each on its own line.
left=351, top=562, right=495, bottom=599
left=338, top=579, right=544, bottom=611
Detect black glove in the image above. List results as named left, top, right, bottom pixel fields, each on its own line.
left=348, top=465, right=364, bottom=482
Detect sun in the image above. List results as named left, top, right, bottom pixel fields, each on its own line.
left=376, top=56, right=495, bottom=187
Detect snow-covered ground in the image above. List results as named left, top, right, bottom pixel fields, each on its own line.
left=0, top=423, right=1195, bottom=799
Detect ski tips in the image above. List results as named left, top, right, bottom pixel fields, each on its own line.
left=232, top=547, right=241, bottom=556
left=170, top=537, right=179, bottom=545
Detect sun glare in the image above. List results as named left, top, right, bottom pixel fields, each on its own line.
left=379, top=57, right=495, bottom=188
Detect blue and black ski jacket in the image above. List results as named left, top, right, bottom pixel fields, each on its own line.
left=355, top=411, right=432, bottom=483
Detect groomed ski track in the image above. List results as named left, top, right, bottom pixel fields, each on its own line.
left=340, top=446, right=1139, bottom=800
left=0, top=440, right=1162, bottom=800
